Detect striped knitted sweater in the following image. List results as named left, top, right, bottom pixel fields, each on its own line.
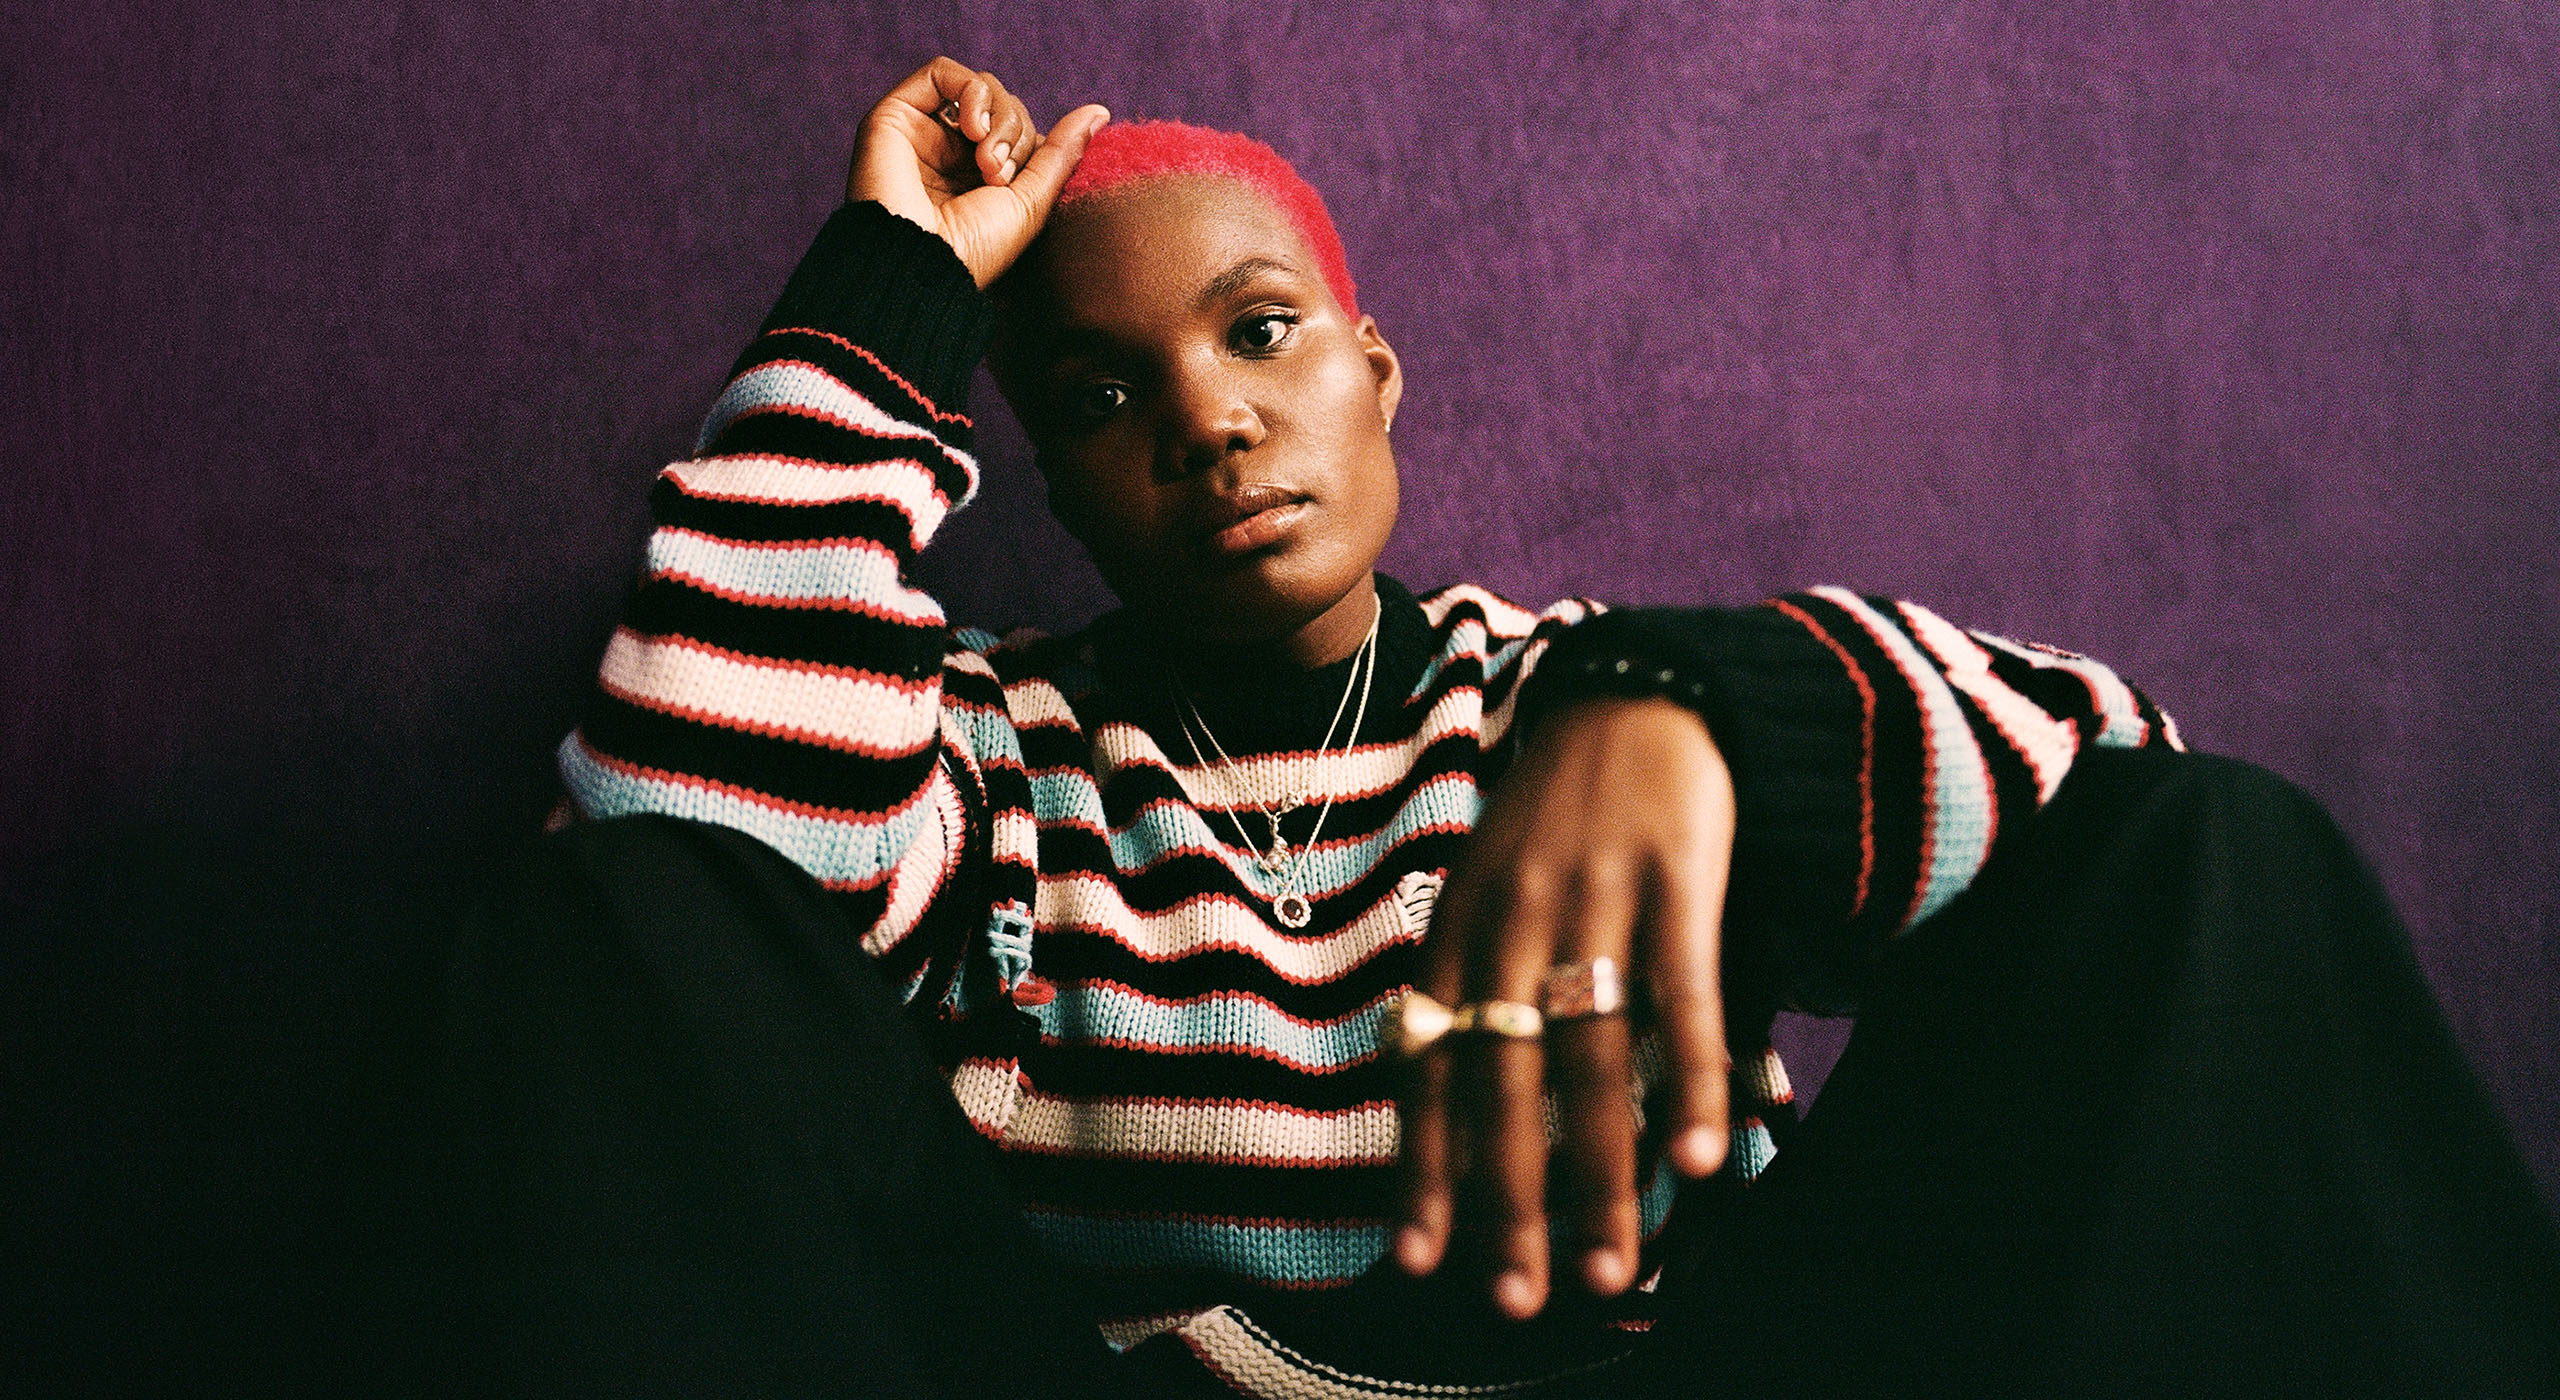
left=558, top=202, right=2180, bottom=1389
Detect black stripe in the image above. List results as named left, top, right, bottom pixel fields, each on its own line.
left=1033, top=929, right=1426, bottom=1023
left=698, top=412, right=972, bottom=505
left=578, top=692, right=937, bottom=817
left=621, top=583, right=943, bottom=676
left=654, top=480, right=930, bottom=557
left=1008, top=1152, right=1399, bottom=1222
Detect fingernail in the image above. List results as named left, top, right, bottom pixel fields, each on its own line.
left=1494, top=1270, right=1540, bottom=1317
left=997, top=158, right=1017, bottom=183
left=987, top=140, right=1011, bottom=167
left=1394, top=1226, right=1434, bottom=1273
left=1582, top=1247, right=1630, bottom=1293
left=1675, top=1126, right=1726, bottom=1175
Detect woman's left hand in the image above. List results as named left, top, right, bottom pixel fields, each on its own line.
left=1394, top=694, right=1736, bottom=1320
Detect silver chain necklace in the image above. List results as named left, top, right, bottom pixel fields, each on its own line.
left=1173, top=596, right=1381, bottom=930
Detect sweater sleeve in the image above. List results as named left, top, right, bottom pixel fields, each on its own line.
left=557, top=202, right=1007, bottom=999
left=1520, top=587, right=2181, bottom=1016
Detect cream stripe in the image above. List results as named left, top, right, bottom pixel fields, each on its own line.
left=1415, top=583, right=1550, bottom=635
left=867, top=765, right=965, bottom=957
left=599, top=628, right=937, bottom=756
left=645, top=529, right=943, bottom=622
left=1005, top=1091, right=1398, bottom=1165
left=946, top=1058, right=1022, bottom=1137
left=1977, top=632, right=2153, bottom=749
left=1174, top=1304, right=1637, bottom=1398
left=1900, top=604, right=2080, bottom=801
left=663, top=456, right=949, bottom=542
left=1038, top=872, right=1418, bottom=984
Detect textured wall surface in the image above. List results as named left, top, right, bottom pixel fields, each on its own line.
left=6, top=1, right=2555, bottom=1388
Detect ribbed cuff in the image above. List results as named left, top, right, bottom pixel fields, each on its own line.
left=753, top=201, right=994, bottom=418
left=1522, top=605, right=1872, bottom=1014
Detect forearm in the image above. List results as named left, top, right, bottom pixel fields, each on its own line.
left=1523, top=588, right=2179, bottom=1014
left=562, top=202, right=995, bottom=936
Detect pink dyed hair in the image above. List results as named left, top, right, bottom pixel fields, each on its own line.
left=1054, top=120, right=1359, bottom=317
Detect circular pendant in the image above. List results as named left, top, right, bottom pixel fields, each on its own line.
left=1274, top=893, right=1314, bottom=929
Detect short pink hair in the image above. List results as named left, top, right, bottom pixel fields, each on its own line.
left=1055, top=120, right=1359, bottom=317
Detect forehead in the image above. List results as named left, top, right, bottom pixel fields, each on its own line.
left=1014, top=174, right=1330, bottom=331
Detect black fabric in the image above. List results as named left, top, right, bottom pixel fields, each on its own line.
left=747, top=200, right=994, bottom=418
left=330, top=815, right=1126, bottom=1398
left=1636, top=748, right=2560, bottom=1397
left=331, top=753, right=2559, bottom=1397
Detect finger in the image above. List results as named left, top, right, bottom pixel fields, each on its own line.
left=1455, top=868, right=1556, bottom=1320
left=971, top=71, right=1028, bottom=184
left=1645, top=849, right=1732, bottom=1178
left=1393, top=1039, right=1454, bottom=1276
left=1550, top=1013, right=1639, bottom=1293
left=1006, top=103, right=1110, bottom=214
left=1551, top=874, right=1641, bottom=1294
left=886, top=56, right=983, bottom=134
left=1394, top=856, right=1484, bottom=1272
left=1455, top=1031, right=1548, bottom=1319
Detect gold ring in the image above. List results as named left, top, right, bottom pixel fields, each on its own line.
left=936, top=98, right=965, bottom=132
left=1450, top=999, right=1544, bottom=1039
left=1384, top=990, right=1456, bottom=1058
left=1539, top=956, right=1626, bottom=1019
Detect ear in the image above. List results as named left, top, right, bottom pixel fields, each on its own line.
left=1355, top=315, right=1403, bottom=431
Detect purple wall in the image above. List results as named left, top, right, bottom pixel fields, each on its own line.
left=6, top=0, right=2555, bottom=1385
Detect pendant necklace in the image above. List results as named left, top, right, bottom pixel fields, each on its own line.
left=1174, top=596, right=1380, bottom=930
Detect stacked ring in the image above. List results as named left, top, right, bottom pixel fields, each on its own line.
left=1385, top=966, right=1625, bottom=1059
left=1539, top=956, right=1626, bottom=1019
left=1449, top=999, right=1544, bottom=1039
left=1386, top=990, right=1457, bottom=1059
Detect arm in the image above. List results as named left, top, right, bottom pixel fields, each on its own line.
left=1399, top=588, right=2178, bottom=1319
left=1530, top=587, right=2180, bottom=1015
left=559, top=61, right=1106, bottom=998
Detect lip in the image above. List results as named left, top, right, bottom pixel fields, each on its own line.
left=1200, top=485, right=1310, bottom=557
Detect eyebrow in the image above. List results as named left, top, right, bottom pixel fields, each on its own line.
left=1195, top=257, right=1300, bottom=311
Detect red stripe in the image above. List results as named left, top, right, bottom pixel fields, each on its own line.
left=761, top=327, right=974, bottom=427
left=620, top=629, right=936, bottom=692
left=1770, top=598, right=1876, bottom=917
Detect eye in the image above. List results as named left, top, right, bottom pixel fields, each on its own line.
left=1066, top=381, right=1130, bottom=422
left=1233, top=311, right=1299, bottom=354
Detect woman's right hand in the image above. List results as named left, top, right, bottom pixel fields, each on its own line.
left=849, top=58, right=1110, bottom=289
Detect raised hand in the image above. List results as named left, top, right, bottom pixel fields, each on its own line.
left=1394, top=695, right=1737, bottom=1320
left=847, top=57, right=1110, bottom=288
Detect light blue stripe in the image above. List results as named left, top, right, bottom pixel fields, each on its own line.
left=1029, top=771, right=1482, bottom=897
left=1021, top=1211, right=1390, bottom=1288
left=1038, top=983, right=1391, bottom=1068
left=1817, top=590, right=1994, bottom=931
left=696, top=361, right=942, bottom=453
left=944, top=695, right=1027, bottom=774
left=558, top=733, right=927, bottom=888
left=1638, top=1153, right=1684, bottom=1233
left=647, top=530, right=920, bottom=611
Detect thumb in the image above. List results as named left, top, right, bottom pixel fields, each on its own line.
left=1008, top=104, right=1111, bottom=218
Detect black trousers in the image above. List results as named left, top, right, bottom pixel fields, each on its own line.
left=332, top=750, right=2558, bottom=1397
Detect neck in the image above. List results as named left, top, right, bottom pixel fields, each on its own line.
left=1167, top=574, right=1381, bottom=672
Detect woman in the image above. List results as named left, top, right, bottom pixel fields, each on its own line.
left=348, top=57, right=2558, bottom=1398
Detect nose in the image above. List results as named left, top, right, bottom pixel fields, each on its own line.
left=1157, top=358, right=1264, bottom=482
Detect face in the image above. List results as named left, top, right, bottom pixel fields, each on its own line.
left=993, top=175, right=1402, bottom=658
